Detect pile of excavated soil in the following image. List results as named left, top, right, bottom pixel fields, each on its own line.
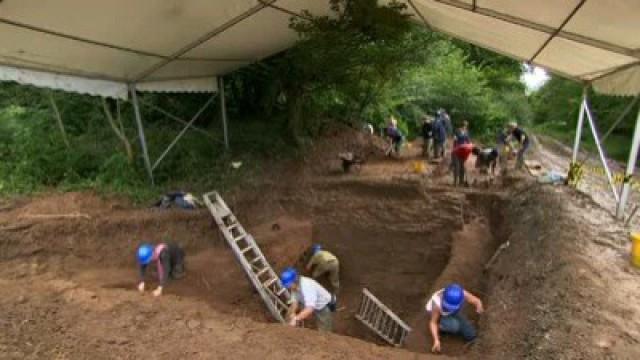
left=476, top=183, right=640, bottom=360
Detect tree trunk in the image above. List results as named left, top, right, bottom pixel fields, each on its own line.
left=47, top=91, right=71, bottom=149
left=102, top=99, right=134, bottom=164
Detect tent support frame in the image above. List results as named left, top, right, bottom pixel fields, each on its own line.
left=571, top=87, right=587, bottom=163
left=572, top=86, right=640, bottom=220
left=137, top=97, right=219, bottom=141
left=129, top=84, right=154, bottom=185
left=583, top=97, right=620, bottom=203
left=617, top=108, right=640, bottom=219
left=129, top=84, right=227, bottom=184
left=571, top=86, right=620, bottom=205
left=218, top=77, right=230, bottom=150
left=151, top=96, right=215, bottom=171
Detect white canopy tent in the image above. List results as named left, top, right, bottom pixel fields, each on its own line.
left=0, top=0, right=639, bottom=216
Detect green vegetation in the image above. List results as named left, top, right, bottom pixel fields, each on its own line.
left=530, top=76, right=638, bottom=162
left=9, top=0, right=634, bottom=200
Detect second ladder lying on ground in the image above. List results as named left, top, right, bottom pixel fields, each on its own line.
left=355, top=288, right=412, bottom=347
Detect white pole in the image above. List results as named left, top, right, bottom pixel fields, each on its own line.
left=616, top=107, right=640, bottom=219
left=218, top=77, right=230, bottom=150
left=584, top=100, right=619, bottom=203
left=572, top=87, right=587, bottom=162
left=129, top=84, right=154, bottom=185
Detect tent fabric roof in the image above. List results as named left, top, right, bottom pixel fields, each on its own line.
left=406, top=0, right=640, bottom=95
left=0, top=0, right=638, bottom=98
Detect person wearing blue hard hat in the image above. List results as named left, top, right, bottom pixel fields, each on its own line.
left=137, top=242, right=186, bottom=297
left=305, top=244, right=340, bottom=297
left=425, top=283, right=484, bottom=353
left=281, top=267, right=335, bottom=332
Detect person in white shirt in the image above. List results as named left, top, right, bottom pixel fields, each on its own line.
left=426, top=283, right=484, bottom=353
left=281, top=267, right=334, bottom=332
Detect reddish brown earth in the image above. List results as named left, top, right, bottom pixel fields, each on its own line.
left=0, top=128, right=639, bottom=359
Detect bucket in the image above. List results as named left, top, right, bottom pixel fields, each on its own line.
left=413, top=161, right=426, bottom=174
left=632, top=233, right=640, bottom=268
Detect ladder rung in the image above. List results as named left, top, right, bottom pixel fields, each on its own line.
left=255, top=267, right=269, bottom=277
left=277, top=288, right=287, bottom=296
left=251, top=257, right=263, bottom=264
left=227, top=224, right=239, bottom=231
left=263, top=277, right=277, bottom=288
left=234, top=235, right=246, bottom=242
left=241, top=246, right=254, bottom=254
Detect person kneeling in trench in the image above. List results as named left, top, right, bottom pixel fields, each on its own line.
left=136, top=243, right=186, bottom=297
left=281, top=267, right=335, bottom=332
left=426, top=283, right=484, bottom=353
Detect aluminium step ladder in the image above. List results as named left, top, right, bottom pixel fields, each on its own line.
left=203, top=191, right=291, bottom=323
left=355, top=288, right=412, bottom=347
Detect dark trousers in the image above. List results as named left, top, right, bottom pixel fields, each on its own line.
left=434, top=141, right=445, bottom=158
left=452, top=156, right=466, bottom=186
left=168, top=245, right=186, bottom=279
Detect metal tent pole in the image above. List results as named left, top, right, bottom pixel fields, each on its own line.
left=616, top=107, right=640, bottom=219
left=151, top=97, right=215, bottom=171
left=584, top=99, right=619, bottom=203
left=129, top=84, right=154, bottom=185
left=218, top=77, right=230, bottom=150
left=572, top=87, right=587, bottom=162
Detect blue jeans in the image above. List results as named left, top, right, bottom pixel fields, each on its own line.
left=439, top=313, right=476, bottom=342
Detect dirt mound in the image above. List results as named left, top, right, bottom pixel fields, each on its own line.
left=306, top=124, right=389, bottom=175
left=2, top=191, right=125, bottom=220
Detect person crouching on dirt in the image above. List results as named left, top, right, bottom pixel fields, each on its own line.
left=281, top=267, right=336, bottom=332
left=426, top=283, right=484, bottom=353
left=472, top=146, right=498, bottom=176
left=137, top=243, right=186, bottom=297
left=305, top=244, right=340, bottom=297
left=385, top=117, right=404, bottom=157
left=451, top=123, right=473, bottom=187
left=507, top=122, right=530, bottom=170
left=421, top=116, right=434, bottom=159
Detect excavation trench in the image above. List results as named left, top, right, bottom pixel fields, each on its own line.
left=2, top=183, right=505, bottom=357
left=301, top=181, right=505, bottom=355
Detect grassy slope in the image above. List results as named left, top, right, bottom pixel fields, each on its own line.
left=533, top=124, right=630, bottom=163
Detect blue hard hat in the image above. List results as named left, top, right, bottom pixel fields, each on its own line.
left=442, top=283, right=465, bottom=313
left=137, top=244, right=154, bottom=265
left=312, top=244, right=322, bottom=255
left=280, top=267, right=298, bottom=289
